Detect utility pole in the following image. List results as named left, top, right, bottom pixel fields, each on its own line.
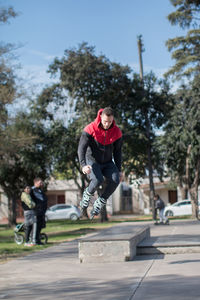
left=137, top=35, right=156, bottom=221
left=137, top=35, right=144, bottom=80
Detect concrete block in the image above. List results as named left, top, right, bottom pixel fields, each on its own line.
left=79, top=224, right=150, bottom=263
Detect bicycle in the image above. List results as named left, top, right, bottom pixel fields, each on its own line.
left=14, top=223, right=48, bottom=245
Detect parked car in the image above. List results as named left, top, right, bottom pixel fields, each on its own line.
left=45, top=204, right=81, bottom=221
left=164, top=200, right=200, bottom=217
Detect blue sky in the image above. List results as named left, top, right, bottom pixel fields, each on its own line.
left=1, top=0, right=185, bottom=91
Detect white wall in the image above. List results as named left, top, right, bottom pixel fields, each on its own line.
left=65, top=190, right=80, bottom=206
left=112, top=185, right=121, bottom=213
left=0, top=193, right=8, bottom=220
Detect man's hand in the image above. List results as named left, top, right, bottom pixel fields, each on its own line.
left=82, top=165, right=92, bottom=175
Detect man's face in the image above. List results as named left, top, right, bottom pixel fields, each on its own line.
left=101, top=114, right=114, bottom=130
left=35, top=180, right=42, bottom=188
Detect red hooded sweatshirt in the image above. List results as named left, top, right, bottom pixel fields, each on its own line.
left=78, top=109, right=122, bottom=171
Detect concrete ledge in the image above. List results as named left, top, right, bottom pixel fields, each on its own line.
left=79, top=224, right=150, bottom=263
left=137, top=246, right=200, bottom=255
left=137, top=235, right=200, bottom=255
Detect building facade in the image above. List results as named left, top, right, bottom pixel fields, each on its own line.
left=0, top=177, right=183, bottom=222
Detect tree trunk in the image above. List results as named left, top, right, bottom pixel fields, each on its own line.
left=147, top=144, right=156, bottom=220
left=177, top=177, right=188, bottom=200
left=8, top=195, right=17, bottom=227
left=190, top=187, right=199, bottom=219
left=100, top=206, right=109, bottom=222
left=185, top=144, right=191, bottom=200
left=81, top=207, right=89, bottom=219
left=180, top=186, right=188, bottom=200
left=189, top=157, right=200, bottom=219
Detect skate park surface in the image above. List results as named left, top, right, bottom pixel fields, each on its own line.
left=0, top=219, right=200, bottom=300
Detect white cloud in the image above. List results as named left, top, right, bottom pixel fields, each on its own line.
left=18, top=64, right=58, bottom=94
left=28, top=49, right=58, bottom=62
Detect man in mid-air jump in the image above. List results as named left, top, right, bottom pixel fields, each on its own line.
left=78, top=107, right=122, bottom=219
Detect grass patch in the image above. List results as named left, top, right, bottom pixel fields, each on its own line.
left=0, top=219, right=119, bottom=261
left=0, top=214, right=195, bottom=263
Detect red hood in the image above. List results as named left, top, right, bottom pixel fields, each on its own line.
left=95, top=108, right=116, bottom=128
left=83, top=108, right=122, bottom=145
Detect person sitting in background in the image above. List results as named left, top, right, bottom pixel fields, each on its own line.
left=21, top=186, right=36, bottom=246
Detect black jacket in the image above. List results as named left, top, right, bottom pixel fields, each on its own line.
left=155, top=198, right=165, bottom=209
left=78, top=109, right=122, bottom=171
left=30, top=187, right=48, bottom=216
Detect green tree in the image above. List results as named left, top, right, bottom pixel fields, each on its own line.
left=0, top=6, right=18, bottom=23
left=0, top=5, right=48, bottom=226
left=47, top=43, right=173, bottom=220
left=31, top=84, right=93, bottom=218
left=0, top=113, right=39, bottom=225
left=48, top=42, right=133, bottom=127
left=47, top=43, right=134, bottom=219
left=0, top=5, right=18, bottom=157
left=164, top=0, right=200, bottom=217
left=161, top=77, right=200, bottom=218
left=0, top=104, right=69, bottom=226
left=0, top=5, right=26, bottom=225
left=125, top=72, right=173, bottom=218
left=165, top=0, right=200, bottom=79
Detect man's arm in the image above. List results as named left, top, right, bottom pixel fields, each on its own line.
left=30, top=188, right=37, bottom=203
left=78, top=131, right=91, bottom=170
left=113, top=137, right=122, bottom=172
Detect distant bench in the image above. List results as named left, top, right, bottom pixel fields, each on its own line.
left=79, top=223, right=150, bottom=263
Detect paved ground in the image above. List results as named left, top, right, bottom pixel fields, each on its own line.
left=0, top=219, right=200, bottom=299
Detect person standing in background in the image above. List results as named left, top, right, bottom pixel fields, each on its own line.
left=30, top=178, right=48, bottom=245
left=154, top=194, right=169, bottom=225
left=21, top=186, right=36, bottom=246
